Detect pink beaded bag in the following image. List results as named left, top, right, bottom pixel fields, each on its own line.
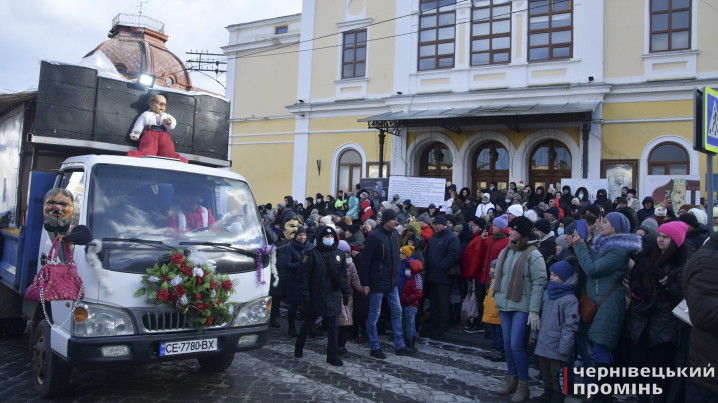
left=25, top=236, right=85, bottom=303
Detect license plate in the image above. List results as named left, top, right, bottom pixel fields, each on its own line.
left=160, top=338, right=217, bottom=356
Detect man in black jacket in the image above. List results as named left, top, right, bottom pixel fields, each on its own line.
left=359, top=208, right=418, bottom=359
left=295, top=226, right=350, bottom=366
left=424, top=215, right=461, bottom=339
left=489, top=181, right=504, bottom=206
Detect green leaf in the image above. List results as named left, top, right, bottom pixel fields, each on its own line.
left=161, top=282, right=169, bottom=290
left=135, top=288, right=146, bottom=297
left=160, top=264, right=169, bottom=275
left=146, top=268, right=155, bottom=275
left=198, top=317, right=207, bottom=324
left=149, top=291, right=157, bottom=299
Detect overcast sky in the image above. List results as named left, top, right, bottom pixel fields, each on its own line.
left=0, top=0, right=302, bottom=95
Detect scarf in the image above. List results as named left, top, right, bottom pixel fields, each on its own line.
left=492, top=231, right=508, bottom=241
left=547, top=281, right=574, bottom=300
left=493, top=242, right=537, bottom=302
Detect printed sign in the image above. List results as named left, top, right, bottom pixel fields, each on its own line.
left=559, top=179, right=610, bottom=202
left=388, top=177, right=447, bottom=208
left=704, top=86, right=718, bottom=153
left=641, top=176, right=702, bottom=206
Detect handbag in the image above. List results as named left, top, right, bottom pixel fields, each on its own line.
left=25, top=236, right=85, bottom=328
left=630, top=287, right=659, bottom=318
left=672, top=299, right=692, bottom=326
left=579, top=280, right=621, bottom=324
left=461, top=279, right=479, bottom=321
left=444, top=263, right=461, bottom=279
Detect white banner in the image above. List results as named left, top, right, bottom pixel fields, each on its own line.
left=560, top=179, right=610, bottom=202
left=388, top=176, right=447, bottom=208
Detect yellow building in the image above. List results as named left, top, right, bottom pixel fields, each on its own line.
left=223, top=0, right=718, bottom=207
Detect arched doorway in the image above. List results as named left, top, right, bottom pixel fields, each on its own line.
left=420, top=142, right=453, bottom=186
left=472, top=141, right=510, bottom=195
left=528, top=140, right=572, bottom=191
left=336, top=149, right=362, bottom=193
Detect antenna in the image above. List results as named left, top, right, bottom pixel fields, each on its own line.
left=186, top=50, right=227, bottom=88
left=137, top=0, right=148, bottom=16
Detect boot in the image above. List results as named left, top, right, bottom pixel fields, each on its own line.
left=294, top=338, right=305, bottom=358
left=287, top=311, right=297, bottom=331
left=532, top=389, right=554, bottom=402
left=511, top=380, right=530, bottom=403
left=287, top=327, right=298, bottom=337
left=495, top=375, right=519, bottom=395
left=327, top=352, right=344, bottom=366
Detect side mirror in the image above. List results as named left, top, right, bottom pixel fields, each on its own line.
left=65, top=225, right=93, bottom=245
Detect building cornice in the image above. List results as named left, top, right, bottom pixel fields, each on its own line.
left=225, top=14, right=301, bottom=32
left=221, top=33, right=301, bottom=54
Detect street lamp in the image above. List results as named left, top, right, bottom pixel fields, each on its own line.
left=138, top=73, right=156, bottom=88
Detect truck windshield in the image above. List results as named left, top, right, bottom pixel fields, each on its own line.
left=88, top=164, right=266, bottom=251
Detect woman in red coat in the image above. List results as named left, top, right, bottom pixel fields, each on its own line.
left=474, top=215, right=511, bottom=287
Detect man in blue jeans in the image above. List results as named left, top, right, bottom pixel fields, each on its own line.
left=359, top=208, right=418, bottom=359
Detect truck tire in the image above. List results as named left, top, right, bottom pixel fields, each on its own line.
left=4, top=318, right=28, bottom=338
left=32, top=320, right=72, bottom=398
left=197, top=352, right=235, bottom=372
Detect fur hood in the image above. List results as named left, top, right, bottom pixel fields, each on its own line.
left=564, top=271, right=579, bottom=288
left=591, top=233, right=643, bottom=255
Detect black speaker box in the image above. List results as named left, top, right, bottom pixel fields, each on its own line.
left=193, top=95, right=230, bottom=160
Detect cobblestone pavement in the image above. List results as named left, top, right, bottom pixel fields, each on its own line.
left=0, top=316, right=555, bottom=403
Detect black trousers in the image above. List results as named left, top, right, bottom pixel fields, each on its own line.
left=429, top=283, right=452, bottom=333
left=298, top=314, right=338, bottom=354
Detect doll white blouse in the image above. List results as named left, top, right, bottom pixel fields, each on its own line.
left=131, top=111, right=177, bottom=138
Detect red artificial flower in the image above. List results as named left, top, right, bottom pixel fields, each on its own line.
left=171, top=253, right=184, bottom=265
left=179, top=263, right=192, bottom=276
left=162, top=275, right=169, bottom=283
left=195, top=276, right=201, bottom=286
left=174, top=285, right=186, bottom=297
left=209, top=280, right=218, bottom=290
left=206, top=316, right=214, bottom=326
left=196, top=302, right=205, bottom=310
left=221, top=280, right=233, bottom=291
left=169, top=294, right=177, bottom=302
left=193, top=294, right=202, bottom=300
left=203, top=270, right=209, bottom=277
left=157, top=289, right=169, bottom=301
left=216, top=300, right=221, bottom=306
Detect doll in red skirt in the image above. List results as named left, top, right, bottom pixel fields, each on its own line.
left=126, top=94, right=187, bottom=163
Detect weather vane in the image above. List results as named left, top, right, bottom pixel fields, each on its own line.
left=137, top=0, right=148, bottom=16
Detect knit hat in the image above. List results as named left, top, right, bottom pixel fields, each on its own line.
left=538, top=202, right=547, bottom=209
left=657, top=221, right=689, bottom=248
left=508, top=204, right=524, bottom=217
left=343, top=216, right=353, bottom=226
left=348, top=224, right=360, bottom=235
left=556, top=235, right=568, bottom=249
left=305, top=219, right=316, bottom=229
left=545, top=207, right=560, bottom=219
left=585, top=204, right=601, bottom=217
left=381, top=201, right=393, bottom=211
left=406, top=221, right=421, bottom=235
left=472, top=216, right=487, bottom=228
left=618, top=197, right=628, bottom=205
left=482, top=193, right=490, bottom=200
left=366, top=219, right=377, bottom=229
left=446, top=215, right=458, bottom=228
left=534, top=218, right=552, bottom=235
left=572, top=198, right=580, bottom=205
left=453, top=224, right=464, bottom=235
left=296, top=226, right=307, bottom=235
left=338, top=240, right=351, bottom=253
left=493, top=214, right=509, bottom=230
left=382, top=208, right=398, bottom=222
left=336, top=220, right=348, bottom=232
left=524, top=209, right=538, bottom=223
left=550, top=261, right=575, bottom=282
left=565, top=222, right=576, bottom=235
left=401, top=245, right=415, bottom=258
left=606, top=212, right=631, bottom=234
left=678, top=212, right=698, bottom=229
left=509, top=216, right=533, bottom=238
left=689, top=208, right=708, bottom=226
left=418, top=212, right=431, bottom=224
left=641, top=217, right=659, bottom=233
left=428, top=203, right=437, bottom=209
left=403, top=199, right=411, bottom=206
left=316, top=193, right=323, bottom=199
left=433, top=215, right=447, bottom=226
left=655, top=206, right=667, bottom=217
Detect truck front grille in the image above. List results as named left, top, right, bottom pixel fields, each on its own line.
left=139, top=310, right=225, bottom=333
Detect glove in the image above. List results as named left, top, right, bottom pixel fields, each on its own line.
left=406, top=296, right=412, bottom=303
left=528, top=311, right=541, bottom=331
left=343, top=295, right=349, bottom=306
left=302, top=299, right=311, bottom=314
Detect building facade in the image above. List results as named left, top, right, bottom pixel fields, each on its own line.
left=223, top=0, right=718, bottom=206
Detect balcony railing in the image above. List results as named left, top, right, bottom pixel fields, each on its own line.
left=112, top=13, right=165, bottom=34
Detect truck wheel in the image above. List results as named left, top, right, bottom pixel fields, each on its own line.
left=5, top=318, right=28, bottom=338
left=197, top=352, right=235, bottom=372
left=32, top=320, right=71, bottom=397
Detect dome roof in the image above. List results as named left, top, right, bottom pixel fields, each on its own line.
left=85, top=14, right=192, bottom=90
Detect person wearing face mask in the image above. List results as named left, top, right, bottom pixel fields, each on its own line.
left=285, top=226, right=308, bottom=337
left=574, top=187, right=590, bottom=210
left=489, top=181, right=504, bottom=206
left=476, top=193, right=495, bottom=217
left=336, top=240, right=365, bottom=356
left=315, top=193, right=326, bottom=212
left=295, top=226, right=351, bottom=366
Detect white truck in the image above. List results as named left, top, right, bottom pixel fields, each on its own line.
left=0, top=62, right=272, bottom=397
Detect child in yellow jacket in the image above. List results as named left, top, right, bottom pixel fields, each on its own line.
left=481, top=259, right=504, bottom=362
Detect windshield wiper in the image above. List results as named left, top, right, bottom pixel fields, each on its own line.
left=102, top=238, right=173, bottom=250
left=178, top=241, right=258, bottom=259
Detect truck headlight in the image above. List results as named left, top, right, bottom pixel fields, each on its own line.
left=72, top=303, right=136, bottom=338
left=232, top=296, right=271, bottom=327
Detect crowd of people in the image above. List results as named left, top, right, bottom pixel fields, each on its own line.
left=259, top=181, right=718, bottom=403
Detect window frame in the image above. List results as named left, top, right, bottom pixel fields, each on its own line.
left=647, top=142, right=689, bottom=175
left=341, top=29, right=368, bottom=79
left=527, top=0, right=573, bottom=62
left=366, top=162, right=391, bottom=178
left=418, top=0, right=456, bottom=71
left=336, top=149, right=363, bottom=192
left=275, top=26, right=288, bottom=34
left=649, top=0, right=691, bottom=53
left=470, top=0, right=512, bottom=66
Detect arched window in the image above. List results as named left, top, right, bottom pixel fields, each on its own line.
left=472, top=141, right=509, bottom=195
left=648, top=142, right=688, bottom=175
left=529, top=140, right=572, bottom=191
left=420, top=142, right=453, bottom=184
left=336, top=149, right=362, bottom=193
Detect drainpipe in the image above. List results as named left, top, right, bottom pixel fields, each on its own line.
left=581, top=122, right=590, bottom=179
left=378, top=129, right=386, bottom=178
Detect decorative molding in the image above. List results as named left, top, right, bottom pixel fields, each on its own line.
left=226, top=14, right=302, bottom=32
left=458, top=131, right=518, bottom=187
left=330, top=143, right=367, bottom=197
left=405, top=132, right=462, bottom=185
left=221, top=33, right=300, bottom=54
left=336, top=17, right=373, bottom=32
left=638, top=135, right=700, bottom=199
left=514, top=129, right=582, bottom=182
